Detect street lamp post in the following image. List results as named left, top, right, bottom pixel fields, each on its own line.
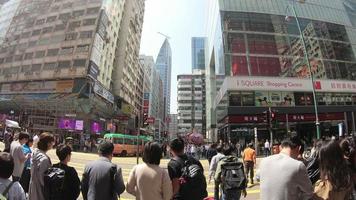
left=287, top=1, right=321, bottom=139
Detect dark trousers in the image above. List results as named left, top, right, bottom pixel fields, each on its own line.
left=245, top=161, right=254, bottom=184
left=264, top=148, right=270, bottom=157
left=20, top=168, right=31, bottom=193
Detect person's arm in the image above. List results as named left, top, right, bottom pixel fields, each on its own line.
left=168, top=163, right=180, bottom=197
left=39, top=157, right=51, bottom=186
left=253, top=151, right=257, bottom=165
left=114, top=167, right=126, bottom=195
left=17, top=147, right=28, bottom=163
left=70, top=168, right=81, bottom=199
left=208, top=156, right=217, bottom=181
left=81, top=167, right=89, bottom=200
left=295, top=162, right=314, bottom=200
left=162, top=170, right=173, bottom=200
left=126, top=166, right=137, bottom=196
left=214, top=160, right=223, bottom=184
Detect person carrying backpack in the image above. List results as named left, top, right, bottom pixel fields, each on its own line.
left=168, top=138, right=208, bottom=200
left=214, top=145, right=247, bottom=200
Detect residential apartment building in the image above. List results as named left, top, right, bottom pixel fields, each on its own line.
left=168, top=113, right=178, bottom=140
left=112, top=0, right=145, bottom=127
left=206, top=0, right=356, bottom=144
left=177, top=72, right=206, bottom=136
left=0, top=0, right=145, bottom=135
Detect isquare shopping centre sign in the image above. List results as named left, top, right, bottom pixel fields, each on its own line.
left=215, top=76, right=356, bottom=107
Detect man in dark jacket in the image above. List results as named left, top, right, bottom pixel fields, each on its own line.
left=52, top=144, right=80, bottom=200
left=81, top=141, right=125, bottom=200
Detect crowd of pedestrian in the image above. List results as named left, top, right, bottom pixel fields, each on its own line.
left=2, top=129, right=356, bottom=200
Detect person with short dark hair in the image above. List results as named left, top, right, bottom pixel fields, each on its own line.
left=167, top=138, right=207, bottom=200
left=10, top=132, right=30, bottom=181
left=0, top=152, right=26, bottom=200
left=242, top=143, right=256, bottom=185
left=19, top=138, right=33, bottom=193
left=52, top=145, right=80, bottom=200
left=209, top=145, right=224, bottom=183
left=260, top=135, right=313, bottom=200
left=81, top=141, right=125, bottom=200
left=206, top=143, right=218, bottom=165
left=126, top=142, right=173, bottom=200
left=29, top=132, right=54, bottom=200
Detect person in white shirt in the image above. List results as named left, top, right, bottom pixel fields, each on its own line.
left=0, top=152, right=26, bottom=200
left=264, top=140, right=270, bottom=157
left=208, top=145, right=225, bottom=200
left=10, top=132, right=30, bottom=182
left=260, top=135, right=314, bottom=200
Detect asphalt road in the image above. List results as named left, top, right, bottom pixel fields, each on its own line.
left=0, top=142, right=261, bottom=199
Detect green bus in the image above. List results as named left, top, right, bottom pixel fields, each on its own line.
left=104, top=133, right=153, bottom=156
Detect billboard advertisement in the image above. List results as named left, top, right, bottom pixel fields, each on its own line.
left=91, top=122, right=102, bottom=134
left=58, top=118, right=76, bottom=130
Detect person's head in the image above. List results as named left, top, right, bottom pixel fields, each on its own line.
left=280, top=135, right=303, bottom=159
left=18, top=132, right=30, bottom=145
left=248, top=143, right=254, bottom=148
left=142, top=142, right=162, bottom=165
left=37, top=132, right=55, bottom=152
left=56, top=144, right=72, bottom=164
left=210, top=143, right=217, bottom=149
left=169, top=138, right=185, bottom=156
left=26, top=138, right=34, bottom=147
left=98, top=141, right=114, bottom=159
left=0, top=152, right=14, bottom=179
left=319, top=140, right=351, bottom=190
left=222, top=145, right=234, bottom=156
left=340, top=137, right=354, bottom=159
left=216, top=145, right=223, bottom=153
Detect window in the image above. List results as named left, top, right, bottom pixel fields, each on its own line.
left=0, top=58, right=4, bottom=64
left=76, top=44, right=90, bottom=52
left=86, top=7, right=100, bottom=15
left=80, top=31, right=93, bottom=39
left=54, top=24, right=66, bottom=31
left=59, top=13, right=71, bottom=21
left=46, top=16, right=57, bottom=23
left=41, top=27, right=52, bottom=34
left=59, top=47, right=74, bottom=55
left=35, top=19, right=45, bottom=25
left=21, top=32, right=31, bottom=38
left=47, top=49, right=59, bottom=56
left=62, top=2, right=72, bottom=9
left=35, top=51, right=46, bottom=58
left=68, top=21, right=81, bottom=30
left=24, top=53, right=33, bottom=60
left=14, top=55, right=23, bottom=61
left=31, top=64, right=42, bottom=71
left=4, top=56, right=13, bottom=63
left=73, top=59, right=86, bottom=67
left=43, top=62, right=57, bottom=70
left=28, top=41, right=37, bottom=47
left=83, top=18, right=96, bottom=26
left=58, top=61, right=71, bottom=68
left=21, top=65, right=31, bottom=73
left=65, top=32, right=78, bottom=40
left=73, top=10, right=85, bottom=17
left=32, top=29, right=41, bottom=36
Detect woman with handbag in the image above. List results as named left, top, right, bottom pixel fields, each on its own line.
left=314, top=140, right=353, bottom=200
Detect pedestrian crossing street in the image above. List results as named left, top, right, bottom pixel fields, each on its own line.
left=46, top=150, right=261, bottom=200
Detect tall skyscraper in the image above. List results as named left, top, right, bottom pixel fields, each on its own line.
left=155, top=39, right=172, bottom=120
left=191, top=37, right=206, bottom=71
left=205, top=0, right=356, bottom=142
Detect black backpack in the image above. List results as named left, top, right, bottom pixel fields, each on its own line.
left=306, top=153, right=320, bottom=185
left=174, top=156, right=208, bottom=200
left=44, top=167, right=65, bottom=200
left=220, top=156, right=247, bottom=192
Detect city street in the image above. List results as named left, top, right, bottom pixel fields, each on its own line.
left=1, top=142, right=260, bottom=200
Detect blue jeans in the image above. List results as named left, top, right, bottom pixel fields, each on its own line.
left=222, top=190, right=241, bottom=200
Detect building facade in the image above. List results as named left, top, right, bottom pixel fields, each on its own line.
left=206, top=0, right=356, bottom=144
left=112, top=0, right=145, bottom=129
left=177, top=72, right=206, bottom=136
left=168, top=113, right=178, bottom=140
left=155, top=39, right=172, bottom=122
left=0, top=0, right=145, bottom=137
left=191, top=37, right=206, bottom=71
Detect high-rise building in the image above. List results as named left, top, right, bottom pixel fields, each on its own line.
left=155, top=39, right=172, bottom=121
left=177, top=72, right=206, bottom=136
left=0, top=0, right=144, bottom=135
left=205, top=0, right=356, bottom=143
left=191, top=37, right=206, bottom=72
left=112, top=0, right=145, bottom=130
left=168, top=113, right=178, bottom=140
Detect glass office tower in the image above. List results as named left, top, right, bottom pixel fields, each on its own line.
left=206, top=0, right=356, bottom=143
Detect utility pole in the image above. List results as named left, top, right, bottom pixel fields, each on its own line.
left=269, top=107, right=273, bottom=153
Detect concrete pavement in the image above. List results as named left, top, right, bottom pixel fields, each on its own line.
left=0, top=142, right=261, bottom=199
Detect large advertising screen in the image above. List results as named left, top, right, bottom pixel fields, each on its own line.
left=91, top=122, right=102, bottom=134
left=58, top=119, right=83, bottom=130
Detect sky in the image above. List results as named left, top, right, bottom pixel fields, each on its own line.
left=140, top=0, right=207, bottom=114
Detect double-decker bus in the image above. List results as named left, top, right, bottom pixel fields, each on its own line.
left=103, top=133, right=152, bottom=156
